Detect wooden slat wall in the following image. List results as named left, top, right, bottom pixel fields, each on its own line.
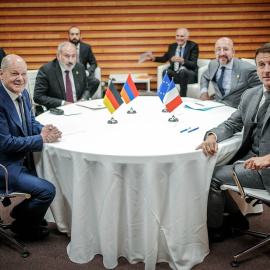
left=0, top=0, right=269, bottom=90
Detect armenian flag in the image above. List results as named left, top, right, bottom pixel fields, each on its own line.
left=120, top=74, right=140, bottom=104
left=103, top=81, right=124, bottom=114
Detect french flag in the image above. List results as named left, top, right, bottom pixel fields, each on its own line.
left=163, top=79, right=182, bottom=112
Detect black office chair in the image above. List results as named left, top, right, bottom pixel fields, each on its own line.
left=221, top=160, right=270, bottom=267
left=0, top=164, right=30, bottom=258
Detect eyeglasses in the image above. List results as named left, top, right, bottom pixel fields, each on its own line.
left=215, top=47, right=232, bottom=54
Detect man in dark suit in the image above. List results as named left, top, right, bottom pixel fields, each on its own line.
left=200, top=37, right=261, bottom=108
left=0, top=47, right=6, bottom=64
left=196, top=42, right=270, bottom=243
left=0, top=54, right=62, bottom=238
left=34, top=41, right=90, bottom=109
left=148, top=28, right=199, bottom=97
left=68, top=26, right=100, bottom=98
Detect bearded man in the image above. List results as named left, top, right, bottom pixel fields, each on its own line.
left=34, top=42, right=90, bottom=109
left=200, top=37, right=261, bottom=108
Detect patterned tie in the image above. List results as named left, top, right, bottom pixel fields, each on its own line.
left=16, top=95, right=28, bottom=135
left=65, top=70, right=74, bottom=102
left=174, top=46, right=182, bottom=72
left=217, top=66, right=226, bottom=96
left=257, top=91, right=270, bottom=122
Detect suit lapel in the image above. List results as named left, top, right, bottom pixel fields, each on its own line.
left=230, top=58, right=241, bottom=93
left=55, top=61, right=66, bottom=100
left=210, top=60, right=219, bottom=80
left=72, top=65, right=80, bottom=99
left=0, top=83, right=24, bottom=133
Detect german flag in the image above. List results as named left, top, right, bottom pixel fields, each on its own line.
left=103, top=81, right=124, bottom=114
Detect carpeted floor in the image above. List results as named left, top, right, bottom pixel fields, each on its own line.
left=1, top=198, right=270, bottom=270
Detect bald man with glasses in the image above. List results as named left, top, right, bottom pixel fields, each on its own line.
left=200, top=37, right=261, bottom=108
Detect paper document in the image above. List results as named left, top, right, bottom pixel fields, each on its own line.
left=184, top=101, right=225, bottom=111
left=76, top=100, right=106, bottom=109
left=138, top=50, right=153, bottom=63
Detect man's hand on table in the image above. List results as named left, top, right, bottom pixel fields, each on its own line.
left=41, top=124, right=62, bottom=143
left=195, top=134, right=218, bottom=156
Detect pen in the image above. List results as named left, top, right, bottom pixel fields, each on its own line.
left=188, top=127, right=199, bottom=133
left=195, top=102, right=205, bottom=107
left=180, top=127, right=191, bottom=133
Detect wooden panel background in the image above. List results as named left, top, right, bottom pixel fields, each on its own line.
left=0, top=0, right=269, bottom=90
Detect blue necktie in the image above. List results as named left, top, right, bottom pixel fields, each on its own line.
left=16, top=95, right=28, bottom=135
left=217, top=66, right=226, bottom=96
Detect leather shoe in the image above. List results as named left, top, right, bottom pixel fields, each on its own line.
left=223, top=211, right=249, bottom=231
left=10, top=210, right=48, bottom=227
left=10, top=221, right=50, bottom=239
left=208, top=226, right=228, bottom=243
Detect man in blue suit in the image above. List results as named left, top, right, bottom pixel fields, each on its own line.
left=0, top=54, right=62, bottom=239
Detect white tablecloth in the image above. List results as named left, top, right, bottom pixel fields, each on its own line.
left=34, top=97, right=254, bottom=270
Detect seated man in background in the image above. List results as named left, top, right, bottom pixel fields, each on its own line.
left=0, top=54, right=62, bottom=239
left=68, top=26, right=100, bottom=98
left=196, top=43, right=270, bottom=243
left=0, top=47, right=6, bottom=64
left=34, top=41, right=90, bottom=109
left=148, top=28, right=198, bottom=97
left=200, top=37, right=261, bottom=108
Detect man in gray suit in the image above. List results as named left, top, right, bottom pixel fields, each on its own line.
left=196, top=42, right=270, bottom=243
left=34, top=42, right=90, bottom=109
left=200, top=37, right=261, bottom=108
left=68, top=26, right=100, bottom=98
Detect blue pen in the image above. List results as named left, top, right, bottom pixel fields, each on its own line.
left=188, top=127, right=199, bottom=133
left=180, top=127, right=191, bottom=133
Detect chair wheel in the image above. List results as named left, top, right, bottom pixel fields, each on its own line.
left=231, top=260, right=239, bottom=267
left=21, top=252, right=29, bottom=258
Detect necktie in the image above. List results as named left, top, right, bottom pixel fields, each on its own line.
left=257, top=91, right=270, bottom=122
left=217, top=66, right=226, bottom=96
left=174, top=46, right=182, bottom=72
left=16, top=95, right=28, bottom=135
left=16, top=96, right=34, bottom=170
left=65, top=70, right=74, bottom=102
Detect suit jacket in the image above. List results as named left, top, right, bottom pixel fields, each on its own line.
left=33, top=58, right=90, bottom=108
left=0, top=83, right=44, bottom=192
left=200, top=57, right=261, bottom=108
left=79, top=42, right=98, bottom=76
left=206, top=85, right=270, bottom=191
left=0, top=47, right=6, bottom=64
left=154, top=40, right=199, bottom=78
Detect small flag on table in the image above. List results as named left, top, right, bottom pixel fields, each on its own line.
left=163, top=78, right=182, bottom=112
left=120, top=73, right=140, bottom=104
left=158, top=72, right=170, bottom=103
left=103, top=81, right=124, bottom=114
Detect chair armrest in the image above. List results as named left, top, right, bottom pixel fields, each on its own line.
left=157, top=63, right=170, bottom=90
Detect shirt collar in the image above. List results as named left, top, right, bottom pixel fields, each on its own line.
left=219, top=58, right=234, bottom=70
left=2, top=83, right=20, bottom=101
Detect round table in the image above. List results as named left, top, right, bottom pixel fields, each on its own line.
left=35, top=96, right=248, bottom=270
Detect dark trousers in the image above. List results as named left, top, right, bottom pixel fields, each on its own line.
left=87, top=75, right=100, bottom=98
left=207, top=162, right=264, bottom=228
left=11, top=165, right=56, bottom=227
left=162, top=68, right=196, bottom=97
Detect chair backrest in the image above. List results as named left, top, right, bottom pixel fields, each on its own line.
left=241, top=58, right=256, bottom=66
left=26, top=70, right=38, bottom=103
left=92, top=67, right=102, bottom=99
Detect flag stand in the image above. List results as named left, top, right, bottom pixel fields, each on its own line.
left=127, top=107, right=136, bottom=114
left=162, top=106, right=168, bottom=113
left=107, top=116, right=118, bottom=124
left=168, top=112, right=178, bottom=122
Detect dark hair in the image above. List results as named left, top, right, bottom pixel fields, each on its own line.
left=254, top=43, right=270, bottom=64
left=68, top=26, right=80, bottom=34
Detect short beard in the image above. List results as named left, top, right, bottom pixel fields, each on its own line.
left=70, top=39, right=80, bottom=45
